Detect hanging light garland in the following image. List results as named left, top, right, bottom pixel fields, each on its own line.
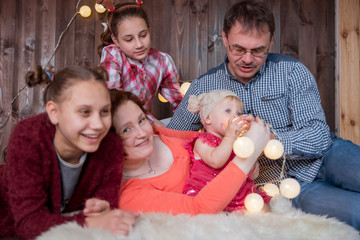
left=236, top=126, right=300, bottom=213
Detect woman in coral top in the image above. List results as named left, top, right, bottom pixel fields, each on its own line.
left=110, top=90, right=270, bottom=215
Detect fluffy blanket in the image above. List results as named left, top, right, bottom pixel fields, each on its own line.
left=36, top=196, right=359, bottom=240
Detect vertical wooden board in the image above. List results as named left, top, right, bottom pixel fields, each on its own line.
left=30, top=0, right=57, bottom=116
left=188, top=0, right=209, bottom=79
left=170, top=0, right=190, bottom=81
left=314, top=0, right=335, bottom=131
left=146, top=0, right=172, bottom=54
left=279, top=0, right=299, bottom=58
left=339, top=0, right=360, bottom=144
left=207, top=0, right=228, bottom=70
left=39, top=0, right=57, bottom=70
left=146, top=0, right=174, bottom=120
left=74, top=0, right=95, bottom=67
left=298, top=0, right=316, bottom=75
left=54, top=0, right=76, bottom=70
left=264, top=0, right=281, bottom=53
left=93, top=9, right=106, bottom=64
left=0, top=0, right=17, bottom=163
left=15, top=0, right=37, bottom=120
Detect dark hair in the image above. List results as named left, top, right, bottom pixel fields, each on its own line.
left=223, top=0, right=275, bottom=40
left=110, top=89, right=148, bottom=117
left=25, top=65, right=109, bottom=104
left=97, top=2, right=150, bottom=56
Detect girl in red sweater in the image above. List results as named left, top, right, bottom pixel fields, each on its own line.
left=0, top=66, right=137, bottom=239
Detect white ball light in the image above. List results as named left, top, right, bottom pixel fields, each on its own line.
left=95, top=3, right=107, bottom=13
left=180, top=82, right=191, bottom=96
left=264, top=139, right=284, bottom=160
left=263, top=183, right=280, bottom=197
left=280, top=178, right=301, bottom=199
left=233, top=137, right=255, bottom=158
left=79, top=5, right=92, bottom=18
left=244, top=193, right=264, bottom=213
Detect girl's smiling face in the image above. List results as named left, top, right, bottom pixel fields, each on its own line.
left=48, top=80, right=111, bottom=163
left=112, top=16, right=151, bottom=62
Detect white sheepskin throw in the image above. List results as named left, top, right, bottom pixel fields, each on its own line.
left=36, top=196, right=359, bottom=240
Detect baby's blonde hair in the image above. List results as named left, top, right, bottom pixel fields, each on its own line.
left=187, top=90, right=243, bottom=126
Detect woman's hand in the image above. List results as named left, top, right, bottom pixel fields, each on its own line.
left=85, top=209, right=139, bottom=236
left=232, top=117, right=270, bottom=174
left=83, top=198, right=110, bottom=217
left=249, top=162, right=260, bottom=180
left=224, top=116, right=250, bottom=140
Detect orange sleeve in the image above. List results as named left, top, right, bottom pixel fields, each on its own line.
left=119, top=162, right=247, bottom=215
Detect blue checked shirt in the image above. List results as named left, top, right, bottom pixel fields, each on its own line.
left=168, top=53, right=333, bottom=183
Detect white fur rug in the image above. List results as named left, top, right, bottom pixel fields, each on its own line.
left=37, top=196, right=359, bottom=240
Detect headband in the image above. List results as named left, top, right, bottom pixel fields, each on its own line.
left=108, top=4, right=142, bottom=34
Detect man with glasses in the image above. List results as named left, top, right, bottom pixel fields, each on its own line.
left=168, top=0, right=360, bottom=231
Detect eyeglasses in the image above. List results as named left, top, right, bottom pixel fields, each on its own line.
left=227, top=41, right=269, bottom=58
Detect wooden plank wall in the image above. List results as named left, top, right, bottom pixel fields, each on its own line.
left=0, top=0, right=338, bottom=162
left=336, top=0, right=360, bottom=145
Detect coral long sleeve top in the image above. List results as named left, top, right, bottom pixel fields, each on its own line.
left=119, top=127, right=248, bottom=215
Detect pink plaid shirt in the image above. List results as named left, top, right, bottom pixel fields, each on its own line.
left=99, top=44, right=183, bottom=111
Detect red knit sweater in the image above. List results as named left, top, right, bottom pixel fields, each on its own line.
left=0, top=113, right=124, bottom=239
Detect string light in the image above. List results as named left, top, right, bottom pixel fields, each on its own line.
left=244, top=193, right=264, bottom=213
left=79, top=5, right=92, bottom=18
left=242, top=124, right=301, bottom=212
left=279, top=178, right=301, bottom=199
left=180, top=82, right=191, bottom=96
left=95, top=3, right=106, bottom=13
left=264, top=139, right=284, bottom=160
left=233, top=137, right=255, bottom=158
left=263, top=183, right=280, bottom=197
left=158, top=93, right=168, bottom=103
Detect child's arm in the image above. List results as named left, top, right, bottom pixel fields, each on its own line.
left=99, top=46, right=123, bottom=89
left=194, top=117, right=249, bottom=169
left=158, top=53, right=183, bottom=110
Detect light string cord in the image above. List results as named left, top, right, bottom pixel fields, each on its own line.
left=0, top=0, right=83, bottom=129
left=255, top=123, right=287, bottom=188
left=1, top=0, right=83, bottom=161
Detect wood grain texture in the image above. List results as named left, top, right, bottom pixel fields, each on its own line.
left=0, top=0, right=345, bottom=160
left=338, top=0, right=360, bottom=145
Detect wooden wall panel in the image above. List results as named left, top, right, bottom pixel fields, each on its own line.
left=0, top=0, right=18, bottom=162
left=338, top=0, right=360, bottom=145
left=314, top=0, right=335, bottom=129
left=0, top=0, right=342, bottom=162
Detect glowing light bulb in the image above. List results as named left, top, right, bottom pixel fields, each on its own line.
left=79, top=5, right=92, bottom=18
left=233, top=137, right=254, bottom=158
left=158, top=93, right=168, bottom=103
left=264, top=139, right=284, bottom=160
left=280, top=178, right=301, bottom=199
left=180, top=82, right=191, bottom=96
left=244, top=193, right=264, bottom=213
left=95, top=3, right=106, bottom=13
left=263, top=183, right=280, bottom=197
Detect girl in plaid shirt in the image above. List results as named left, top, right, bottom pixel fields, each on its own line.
left=98, top=2, right=183, bottom=126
